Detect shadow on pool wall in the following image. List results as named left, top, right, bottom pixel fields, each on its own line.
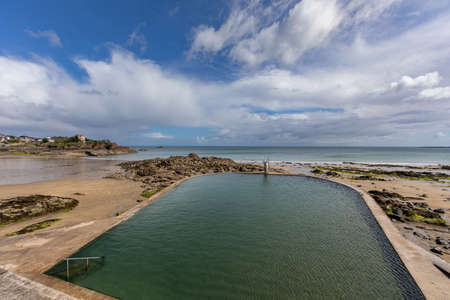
left=45, top=173, right=425, bottom=299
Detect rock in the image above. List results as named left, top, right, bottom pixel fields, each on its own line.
left=392, top=207, right=403, bottom=217
left=85, top=151, right=97, bottom=157
left=353, top=175, right=385, bottom=181
left=413, top=202, right=429, bottom=208
left=325, top=171, right=339, bottom=176
left=403, top=226, right=414, bottom=230
left=368, top=190, right=405, bottom=200
left=430, top=247, right=443, bottom=255
left=413, top=231, right=430, bottom=240
left=389, top=214, right=405, bottom=222
left=0, top=195, right=78, bottom=224
left=433, top=208, right=445, bottom=214
left=117, top=154, right=271, bottom=192
left=435, top=237, right=446, bottom=245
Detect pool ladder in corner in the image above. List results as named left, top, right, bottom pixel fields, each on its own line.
left=64, top=256, right=103, bottom=281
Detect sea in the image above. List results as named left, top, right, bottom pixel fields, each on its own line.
left=98, top=146, right=450, bottom=166
left=2, top=146, right=448, bottom=185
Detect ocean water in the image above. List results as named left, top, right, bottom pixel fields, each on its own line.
left=47, top=174, right=423, bottom=299
left=98, top=146, right=450, bottom=165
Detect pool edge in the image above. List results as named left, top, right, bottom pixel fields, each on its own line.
left=314, top=175, right=450, bottom=300
left=39, top=172, right=450, bottom=299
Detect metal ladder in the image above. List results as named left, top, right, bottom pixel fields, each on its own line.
left=64, top=256, right=103, bottom=280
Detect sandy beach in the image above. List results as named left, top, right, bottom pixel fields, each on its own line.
left=0, top=156, right=449, bottom=299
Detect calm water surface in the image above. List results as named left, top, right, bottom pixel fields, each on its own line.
left=0, top=158, right=121, bottom=185
left=48, top=174, right=423, bottom=299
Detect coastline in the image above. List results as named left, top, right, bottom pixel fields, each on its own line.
left=0, top=157, right=449, bottom=299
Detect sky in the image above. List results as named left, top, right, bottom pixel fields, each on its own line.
left=0, top=0, right=449, bottom=146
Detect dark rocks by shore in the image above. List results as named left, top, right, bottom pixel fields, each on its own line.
left=0, top=195, right=78, bottom=225
left=315, top=165, right=450, bottom=182
left=368, top=190, right=447, bottom=226
left=110, top=153, right=273, bottom=194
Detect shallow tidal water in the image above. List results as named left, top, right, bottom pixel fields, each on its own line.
left=48, top=174, right=424, bottom=299
left=0, top=158, right=121, bottom=185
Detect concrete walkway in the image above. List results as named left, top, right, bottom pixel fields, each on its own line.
left=0, top=268, right=76, bottom=300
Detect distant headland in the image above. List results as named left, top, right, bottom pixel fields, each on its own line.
left=0, top=133, right=135, bottom=157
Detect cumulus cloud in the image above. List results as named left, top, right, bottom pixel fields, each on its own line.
left=190, top=0, right=401, bottom=66
left=419, top=86, right=450, bottom=100
left=188, top=1, right=262, bottom=57
left=144, top=132, right=173, bottom=139
left=390, top=72, right=441, bottom=89
left=230, top=0, right=343, bottom=66
left=25, top=29, right=63, bottom=48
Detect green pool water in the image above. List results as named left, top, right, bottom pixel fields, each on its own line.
left=47, top=174, right=423, bottom=299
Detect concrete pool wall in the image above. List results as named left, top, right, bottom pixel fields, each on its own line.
left=332, top=179, right=450, bottom=299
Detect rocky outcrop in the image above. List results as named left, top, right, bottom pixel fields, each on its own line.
left=368, top=190, right=447, bottom=226
left=0, top=195, right=78, bottom=225
left=110, top=153, right=272, bottom=194
left=314, top=166, right=450, bottom=181
left=0, top=135, right=136, bottom=157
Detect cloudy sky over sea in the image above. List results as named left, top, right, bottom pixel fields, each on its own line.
left=1, top=0, right=449, bottom=146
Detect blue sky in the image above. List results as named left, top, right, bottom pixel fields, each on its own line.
left=0, top=0, right=449, bottom=146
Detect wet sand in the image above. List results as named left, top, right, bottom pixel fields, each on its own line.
left=0, top=177, right=143, bottom=299
left=0, top=158, right=122, bottom=185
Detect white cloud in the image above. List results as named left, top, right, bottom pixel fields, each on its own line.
left=390, top=72, right=441, bottom=89
left=189, top=2, right=260, bottom=57
left=127, top=24, right=147, bottom=53
left=25, top=29, right=62, bottom=48
left=231, top=0, right=343, bottom=66
left=0, top=56, right=68, bottom=105
left=435, top=131, right=446, bottom=137
left=196, top=136, right=206, bottom=144
left=342, top=0, right=401, bottom=25
left=190, top=0, right=401, bottom=66
left=143, top=132, right=173, bottom=139
left=419, top=86, right=450, bottom=100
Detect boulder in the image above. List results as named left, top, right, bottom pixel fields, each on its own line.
left=430, top=247, right=443, bottom=255
left=0, top=195, right=78, bottom=224
left=413, top=231, right=430, bottom=240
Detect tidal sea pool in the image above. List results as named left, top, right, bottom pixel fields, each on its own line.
left=47, top=174, right=424, bottom=299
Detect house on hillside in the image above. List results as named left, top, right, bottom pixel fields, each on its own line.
left=19, top=136, right=34, bottom=143
left=76, top=134, right=86, bottom=143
